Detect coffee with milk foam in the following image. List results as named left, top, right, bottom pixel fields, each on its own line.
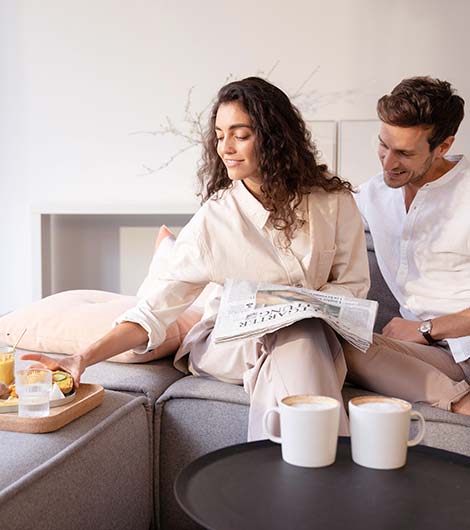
left=291, top=402, right=336, bottom=410
left=357, top=401, right=404, bottom=412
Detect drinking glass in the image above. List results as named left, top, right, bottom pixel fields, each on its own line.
left=16, top=368, right=52, bottom=418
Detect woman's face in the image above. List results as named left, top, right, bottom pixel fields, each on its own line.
left=215, top=101, right=262, bottom=197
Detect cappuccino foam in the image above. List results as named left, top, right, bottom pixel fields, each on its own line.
left=357, top=401, right=403, bottom=412
left=291, top=402, right=335, bottom=411
left=283, top=395, right=339, bottom=410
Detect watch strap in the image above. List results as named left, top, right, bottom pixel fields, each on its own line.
left=421, top=330, right=436, bottom=345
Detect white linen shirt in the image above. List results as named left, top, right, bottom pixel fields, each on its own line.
left=117, top=181, right=370, bottom=354
left=356, top=155, right=470, bottom=362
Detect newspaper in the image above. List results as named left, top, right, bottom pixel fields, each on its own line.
left=213, top=279, right=378, bottom=352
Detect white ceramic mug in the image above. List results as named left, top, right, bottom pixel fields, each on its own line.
left=348, top=396, right=426, bottom=470
left=263, top=395, right=340, bottom=468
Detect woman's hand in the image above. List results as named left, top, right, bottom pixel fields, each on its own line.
left=20, top=353, right=86, bottom=388
left=20, top=322, right=148, bottom=389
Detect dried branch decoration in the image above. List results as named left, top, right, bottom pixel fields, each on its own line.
left=130, top=63, right=357, bottom=176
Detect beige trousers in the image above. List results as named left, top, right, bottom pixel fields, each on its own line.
left=343, top=334, right=470, bottom=410
left=186, top=319, right=349, bottom=441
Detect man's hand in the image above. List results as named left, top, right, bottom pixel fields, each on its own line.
left=20, top=353, right=85, bottom=388
left=382, top=317, right=428, bottom=344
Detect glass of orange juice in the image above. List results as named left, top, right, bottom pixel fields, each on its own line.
left=0, top=347, right=15, bottom=385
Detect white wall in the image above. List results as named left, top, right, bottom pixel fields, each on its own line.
left=1, top=0, right=470, bottom=313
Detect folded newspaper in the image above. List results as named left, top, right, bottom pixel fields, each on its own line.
left=213, top=279, right=378, bottom=352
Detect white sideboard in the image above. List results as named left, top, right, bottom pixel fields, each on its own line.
left=31, top=203, right=197, bottom=300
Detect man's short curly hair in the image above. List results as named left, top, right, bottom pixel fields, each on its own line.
left=377, top=76, right=465, bottom=151
left=197, top=76, right=352, bottom=245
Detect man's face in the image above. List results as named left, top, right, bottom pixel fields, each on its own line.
left=378, top=123, right=437, bottom=188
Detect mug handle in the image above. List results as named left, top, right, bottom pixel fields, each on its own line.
left=263, top=407, right=281, bottom=444
left=408, top=410, right=426, bottom=447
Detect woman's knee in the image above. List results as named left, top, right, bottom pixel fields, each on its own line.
left=265, top=319, right=330, bottom=350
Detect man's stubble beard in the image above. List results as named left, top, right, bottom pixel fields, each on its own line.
left=383, top=152, right=435, bottom=189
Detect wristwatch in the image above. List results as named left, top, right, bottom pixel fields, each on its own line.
left=418, top=320, right=436, bottom=345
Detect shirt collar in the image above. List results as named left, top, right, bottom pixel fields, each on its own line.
left=424, top=155, right=468, bottom=189
left=231, top=180, right=270, bottom=229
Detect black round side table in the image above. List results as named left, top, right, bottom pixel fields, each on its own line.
left=175, top=438, right=470, bottom=530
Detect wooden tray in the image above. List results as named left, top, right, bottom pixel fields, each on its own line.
left=0, top=383, right=104, bottom=433
left=0, top=390, right=77, bottom=414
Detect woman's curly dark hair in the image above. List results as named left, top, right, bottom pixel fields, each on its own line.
left=197, top=76, right=352, bottom=245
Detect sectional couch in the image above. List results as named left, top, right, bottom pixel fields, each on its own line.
left=1, top=232, right=470, bottom=530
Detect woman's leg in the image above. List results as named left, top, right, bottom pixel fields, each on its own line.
left=244, top=319, right=348, bottom=440
left=343, top=334, right=470, bottom=411
left=188, top=318, right=348, bottom=441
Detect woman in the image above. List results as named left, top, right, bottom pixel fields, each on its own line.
left=24, top=77, right=370, bottom=439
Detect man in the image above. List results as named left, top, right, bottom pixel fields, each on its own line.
left=343, top=76, right=470, bottom=415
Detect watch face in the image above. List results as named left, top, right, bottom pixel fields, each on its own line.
left=419, top=321, right=432, bottom=334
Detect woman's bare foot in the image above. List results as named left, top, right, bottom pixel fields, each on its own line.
left=451, top=393, right=470, bottom=415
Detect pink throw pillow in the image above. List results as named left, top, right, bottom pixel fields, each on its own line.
left=137, top=225, right=175, bottom=299
left=0, top=225, right=203, bottom=363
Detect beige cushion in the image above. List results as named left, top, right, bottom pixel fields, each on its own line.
left=0, top=290, right=202, bottom=363
left=137, top=225, right=176, bottom=299
left=0, top=225, right=203, bottom=363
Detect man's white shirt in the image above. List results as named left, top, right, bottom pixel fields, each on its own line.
left=356, top=155, right=470, bottom=362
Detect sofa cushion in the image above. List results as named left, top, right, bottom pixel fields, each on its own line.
left=0, top=225, right=207, bottom=365
left=0, top=290, right=202, bottom=363
left=137, top=224, right=176, bottom=298
left=365, top=229, right=400, bottom=333
left=0, top=391, right=152, bottom=530
left=158, top=375, right=250, bottom=406
left=155, top=377, right=249, bottom=530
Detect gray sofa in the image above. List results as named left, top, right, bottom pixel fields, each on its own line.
left=2, top=232, right=470, bottom=530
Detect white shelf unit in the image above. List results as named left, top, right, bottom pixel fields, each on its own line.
left=31, top=203, right=197, bottom=300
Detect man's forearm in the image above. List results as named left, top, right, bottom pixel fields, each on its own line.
left=429, top=308, right=470, bottom=340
